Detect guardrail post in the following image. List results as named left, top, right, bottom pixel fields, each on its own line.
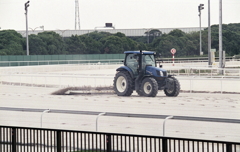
left=163, top=115, right=174, bottom=136
left=106, top=134, right=111, bottom=152
left=12, top=127, right=16, bottom=152
left=96, top=112, right=106, bottom=132
left=57, top=130, right=61, bottom=152
left=41, top=109, right=50, bottom=128
left=162, top=138, right=168, bottom=152
left=226, top=143, right=232, bottom=152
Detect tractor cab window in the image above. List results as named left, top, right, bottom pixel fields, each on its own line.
left=125, top=54, right=138, bottom=75
left=143, top=55, right=155, bottom=68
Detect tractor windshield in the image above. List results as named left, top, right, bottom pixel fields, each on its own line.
left=143, top=54, right=155, bottom=67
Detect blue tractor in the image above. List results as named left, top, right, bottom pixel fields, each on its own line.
left=113, top=50, right=180, bottom=97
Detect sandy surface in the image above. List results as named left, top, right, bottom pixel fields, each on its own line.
left=0, top=64, right=240, bottom=142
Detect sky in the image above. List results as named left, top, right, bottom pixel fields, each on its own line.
left=0, top=0, right=240, bottom=31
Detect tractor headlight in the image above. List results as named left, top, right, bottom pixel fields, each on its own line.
left=156, top=70, right=163, bottom=76
left=156, top=70, right=167, bottom=77
left=159, top=71, right=163, bottom=76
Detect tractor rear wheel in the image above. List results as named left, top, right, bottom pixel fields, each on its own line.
left=113, top=71, right=133, bottom=96
left=140, top=77, right=158, bottom=97
left=164, top=77, right=180, bottom=97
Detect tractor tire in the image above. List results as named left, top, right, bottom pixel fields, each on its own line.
left=164, top=77, right=180, bottom=97
left=113, top=71, right=133, bottom=96
left=140, top=77, right=158, bottom=97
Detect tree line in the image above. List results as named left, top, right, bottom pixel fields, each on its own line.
left=0, top=23, right=239, bottom=58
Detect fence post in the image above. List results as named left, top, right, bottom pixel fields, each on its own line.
left=162, top=138, right=168, bottom=152
left=57, top=131, right=61, bottom=152
left=226, top=143, right=232, bottom=152
left=106, top=134, right=111, bottom=152
left=12, top=127, right=16, bottom=152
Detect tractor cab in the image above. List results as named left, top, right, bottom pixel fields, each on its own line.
left=124, top=51, right=157, bottom=77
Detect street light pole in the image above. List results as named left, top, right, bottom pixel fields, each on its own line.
left=24, top=1, right=30, bottom=56
left=40, top=25, right=44, bottom=31
left=208, top=0, right=212, bottom=66
left=198, top=4, right=204, bottom=56
left=56, top=29, right=69, bottom=40
left=219, top=0, right=223, bottom=74
left=29, top=26, right=44, bottom=32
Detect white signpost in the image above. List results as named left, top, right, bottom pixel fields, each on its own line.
left=170, top=48, right=176, bottom=66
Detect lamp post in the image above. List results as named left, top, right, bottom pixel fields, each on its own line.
left=29, top=27, right=38, bottom=32
left=40, top=25, right=44, bottom=31
left=56, top=29, right=69, bottom=40
left=208, top=0, right=212, bottom=66
left=198, top=4, right=204, bottom=56
left=19, top=32, right=26, bottom=37
left=24, top=1, right=30, bottom=56
left=145, top=28, right=153, bottom=44
left=219, top=0, right=223, bottom=74
left=29, top=26, right=44, bottom=32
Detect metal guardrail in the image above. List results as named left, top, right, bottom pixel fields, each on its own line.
left=1, top=125, right=239, bottom=152
left=168, top=69, right=240, bottom=78
left=0, top=62, right=239, bottom=93
left=0, top=59, right=123, bottom=67
left=1, top=107, right=240, bottom=124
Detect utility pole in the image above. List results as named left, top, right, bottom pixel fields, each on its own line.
left=208, top=0, right=212, bottom=66
left=198, top=4, right=204, bottom=56
left=219, top=0, right=223, bottom=74
left=25, top=1, right=30, bottom=55
left=75, top=0, right=80, bottom=30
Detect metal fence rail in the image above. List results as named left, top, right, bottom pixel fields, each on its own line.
left=0, top=126, right=240, bottom=152
left=0, top=59, right=123, bottom=67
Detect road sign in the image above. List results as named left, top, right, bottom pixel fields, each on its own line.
left=170, top=48, right=176, bottom=54
left=170, top=48, right=176, bottom=66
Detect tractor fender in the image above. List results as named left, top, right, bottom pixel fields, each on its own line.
left=116, top=66, right=134, bottom=78
left=140, top=75, right=154, bottom=82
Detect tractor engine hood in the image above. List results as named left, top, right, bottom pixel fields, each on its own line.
left=145, top=66, right=168, bottom=77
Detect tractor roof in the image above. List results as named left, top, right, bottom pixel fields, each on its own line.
left=124, top=50, right=156, bottom=55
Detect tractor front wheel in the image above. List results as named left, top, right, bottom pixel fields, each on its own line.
left=140, top=77, right=158, bottom=97
left=113, top=71, right=133, bottom=96
left=164, top=77, right=180, bottom=97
